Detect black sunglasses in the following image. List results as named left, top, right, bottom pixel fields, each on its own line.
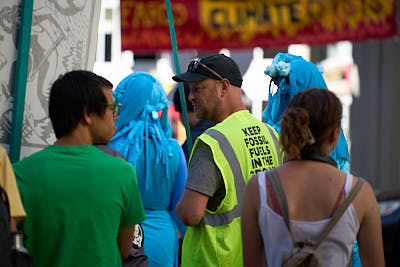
left=187, top=58, right=224, bottom=80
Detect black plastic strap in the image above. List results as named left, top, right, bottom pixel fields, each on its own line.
left=0, top=185, right=10, bottom=222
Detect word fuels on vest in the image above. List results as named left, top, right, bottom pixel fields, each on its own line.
left=242, top=126, right=275, bottom=176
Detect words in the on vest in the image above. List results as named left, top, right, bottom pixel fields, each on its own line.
left=242, top=126, right=275, bottom=176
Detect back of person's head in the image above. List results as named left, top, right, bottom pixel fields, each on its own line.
left=173, top=82, right=193, bottom=113
left=280, top=88, right=342, bottom=160
left=49, top=70, right=113, bottom=139
left=263, top=53, right=327, bottom=132
left=113, top=72, right=169, bottom=133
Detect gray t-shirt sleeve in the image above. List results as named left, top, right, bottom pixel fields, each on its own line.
left=185, top=140, right=222, bottom=197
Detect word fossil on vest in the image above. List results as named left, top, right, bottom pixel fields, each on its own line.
left=242, top=126, right=274, bottom=176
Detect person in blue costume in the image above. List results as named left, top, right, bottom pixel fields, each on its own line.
left=109, top=72, right=187, bottom=267
left=263, top=53, right=361, bottom=267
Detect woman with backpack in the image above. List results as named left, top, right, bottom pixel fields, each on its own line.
left=241, top=88, right=384, bottom=266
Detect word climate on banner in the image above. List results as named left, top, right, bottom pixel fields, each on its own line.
left=120, top=0, right=397, bottom=52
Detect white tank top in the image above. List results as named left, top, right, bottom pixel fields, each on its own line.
left=257, top=172, right=359, bottom=267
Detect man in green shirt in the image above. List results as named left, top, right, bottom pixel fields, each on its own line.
left=13, top=70, right=145, bottom=267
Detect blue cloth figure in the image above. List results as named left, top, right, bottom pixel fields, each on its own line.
left=109, top=72, right=187, bottom=267
left=263, top=53, right=350, bottom=172
left=263, top=53, right=359, bottom=266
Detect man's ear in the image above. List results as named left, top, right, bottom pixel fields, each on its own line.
left=220, top=79, right=230, bottom=97
left=82, top=107, right=92, bottom=125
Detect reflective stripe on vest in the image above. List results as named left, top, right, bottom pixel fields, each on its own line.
left=265, top=124, right=283, bottom=165
left=200, top=129, right=245, bottom=227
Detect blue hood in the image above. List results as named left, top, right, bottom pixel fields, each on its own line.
left=263, top=53, right=350, bottom=172
left=109, top=72, right=173, bottom=190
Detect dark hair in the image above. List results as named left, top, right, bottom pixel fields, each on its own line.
left=173, top=82, right=193, bottom=113
left=49, top=70, right=113, bottom=138
left=280, top=88, right=342, bottom=159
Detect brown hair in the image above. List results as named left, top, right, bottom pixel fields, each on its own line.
left=280, top=88, right=342, bottom=160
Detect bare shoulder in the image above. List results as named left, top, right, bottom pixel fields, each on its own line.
left=247, top=173, right=261, bottom=190
left=352, top=176, right=375, bottom=199
left=244, top=172, right=262, bottom=211
left=351, top=176, right=379, bottom=222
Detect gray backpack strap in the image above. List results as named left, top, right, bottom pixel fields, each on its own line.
left=267, top=168, right=296, bottom=244
left=315, top=178, right=364, bottom=248
left=268, top=170, right=365, bottom=249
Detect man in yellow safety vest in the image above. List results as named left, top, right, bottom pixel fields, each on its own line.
left=173, top=54, right=282, bottom=266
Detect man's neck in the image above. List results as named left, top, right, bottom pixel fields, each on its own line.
left=54, top=124, right=93, bottom=146
left=214, top=105, right=246, bottom=123
left=214, top=86, right=247, bottom=123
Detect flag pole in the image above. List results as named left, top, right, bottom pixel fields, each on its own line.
left=9, top=0, right=34, bottom=162
left=165, top=0, right=193, bottom=155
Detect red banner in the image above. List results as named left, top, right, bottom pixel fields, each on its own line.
left=121, top=0, right=397, bottom=53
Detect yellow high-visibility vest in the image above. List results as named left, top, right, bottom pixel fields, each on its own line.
left=182, top=110, right=282, bottom=267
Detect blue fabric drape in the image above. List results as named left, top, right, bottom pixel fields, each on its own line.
left=109, top=72, right=174, bottom=191
left=263, top=53, right=350, bottom=172
left=109, top=72, right=186, bottom=267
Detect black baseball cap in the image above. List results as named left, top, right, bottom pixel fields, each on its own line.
left=172, top=54, right=243, bottom=87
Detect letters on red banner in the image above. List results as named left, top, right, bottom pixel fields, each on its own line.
left=120, top=0, right=397, bottom=52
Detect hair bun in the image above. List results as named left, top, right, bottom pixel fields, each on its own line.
left=280, top=107, right=310, bottom=159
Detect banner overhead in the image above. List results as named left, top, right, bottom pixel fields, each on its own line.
left=121, top=0, right=397, bottom=52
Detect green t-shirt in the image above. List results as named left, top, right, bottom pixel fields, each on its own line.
left=13, top=145, right=145, bottom=267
